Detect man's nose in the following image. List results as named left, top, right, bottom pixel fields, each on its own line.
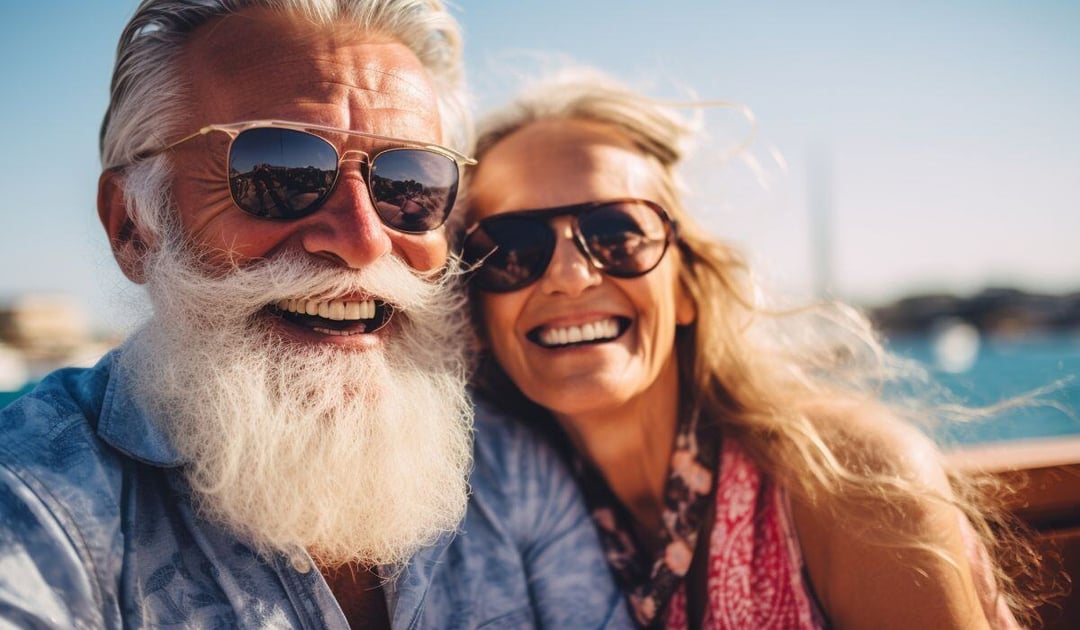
left=297, top=173, right=391, bottom=269
left=538, top=220, right=602, bottom=297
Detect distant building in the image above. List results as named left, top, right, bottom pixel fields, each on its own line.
left=0, top=294, right=110, bottom=384
left=0, top=344, right=28, bottom=392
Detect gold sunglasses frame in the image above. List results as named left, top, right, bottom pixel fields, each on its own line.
left=125, top=119, right=478, bottom=231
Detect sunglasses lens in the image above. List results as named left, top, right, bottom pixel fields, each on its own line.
left=579, top=201, right=670, bottom=276
left=463, top=216, right=555, bottom=292
left=370, top=149, right=458, bottom=233
left=228, top=128, right=338, bottom=220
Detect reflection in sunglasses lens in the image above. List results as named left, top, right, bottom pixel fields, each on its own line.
left=370, top=150, right=458, bottom=232
left=228, top=128, right=338, bottom=220
left=580, top=202, right=667, bottom=276
left=470, top=217, right=554, bottom=291
left=466, top=200, right=672, bottom=292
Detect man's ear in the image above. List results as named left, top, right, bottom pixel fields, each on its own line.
left=98, top=169, right=150, bottom=284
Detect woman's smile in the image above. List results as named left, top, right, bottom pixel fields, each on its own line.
left=528, top=315, right=630, bottom=349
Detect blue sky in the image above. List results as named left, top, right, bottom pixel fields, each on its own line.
left=1, top=1, right=1077, bottom=333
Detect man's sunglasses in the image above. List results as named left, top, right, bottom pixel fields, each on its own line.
left=131, top=120, right=477, bottom=233
left=461, top=198, right=678, bottom=293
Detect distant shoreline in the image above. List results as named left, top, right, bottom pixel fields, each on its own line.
left=869, top=287, right=1080, bottom=336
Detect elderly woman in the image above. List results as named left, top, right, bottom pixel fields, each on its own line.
left=460, top=69, right=1042, bottom=628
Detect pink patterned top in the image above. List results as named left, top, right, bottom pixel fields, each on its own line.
left=664, top=438, right=826, bottom=629
left=573, top=410, right=1015, bottom=629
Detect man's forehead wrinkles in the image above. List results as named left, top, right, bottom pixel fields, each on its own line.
left=317, top=62, right=435, bottom=105
left=198, top=57, right=432, bottom=104
left=350, top=64, right=435, bottom=99
left=279, top=79, right=431, bottom=128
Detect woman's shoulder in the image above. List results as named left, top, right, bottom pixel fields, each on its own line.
left=790, top=399, right=992, bottom=628
left=802, top=398, right=950, bottom=489
left=792, top=398, right=960, bottom=565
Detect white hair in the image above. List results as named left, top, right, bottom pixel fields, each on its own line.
left=101, top=0, right=470, bottom=242
left=121, top=188, right=473, bottom=568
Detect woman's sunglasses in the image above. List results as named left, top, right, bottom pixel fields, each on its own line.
left=462, top=198, right=678, bottom=293
left=129, top=120, right=477, bottom=233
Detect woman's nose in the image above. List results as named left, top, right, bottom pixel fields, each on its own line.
left=537, top=218, right=602, bottom=296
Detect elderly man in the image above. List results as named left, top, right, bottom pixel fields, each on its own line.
left=0, top=1, right=630, bottom=627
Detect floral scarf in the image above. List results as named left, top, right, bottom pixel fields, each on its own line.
left=567, top=411, right=719, bottom=627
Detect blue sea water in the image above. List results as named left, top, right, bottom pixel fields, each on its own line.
left=2, top=333, right=1079, bottom=447
left=0, top=383, right=33, bottom=408
left=886, top=332, right=1080, bottom=446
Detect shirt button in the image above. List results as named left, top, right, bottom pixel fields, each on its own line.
left=290, top=553, right=312, bottom=574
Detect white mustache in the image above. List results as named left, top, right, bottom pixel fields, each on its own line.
left=143, top=245, right=458, bottom=327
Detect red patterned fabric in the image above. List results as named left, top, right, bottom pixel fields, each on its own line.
left=665, top=438, right=825, bottom=629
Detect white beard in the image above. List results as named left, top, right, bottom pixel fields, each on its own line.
left=122, top=234, right=472, bottom=569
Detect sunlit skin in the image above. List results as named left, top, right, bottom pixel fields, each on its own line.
left=471, top=118, right=996, bottom=628
left=468, top=118, right=695, bottom=541
left=95, top=12, right=459, bottom=624
left=101, top=8, right=449, bottom=351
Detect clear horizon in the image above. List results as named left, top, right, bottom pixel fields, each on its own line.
left=1, top=1, right=1077, bottom=334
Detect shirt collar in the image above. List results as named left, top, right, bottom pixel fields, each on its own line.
left=95, top=344, right=186, bottom=467
left=385, top=529, right=455, bottom=628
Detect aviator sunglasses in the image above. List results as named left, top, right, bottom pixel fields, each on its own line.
left=130, top=120, right=477, bottom=233
left=462, top=198, right=678, bottom=293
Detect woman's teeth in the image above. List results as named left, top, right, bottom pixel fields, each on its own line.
left=538, top=318, right=621, bottom=348
left=275, top=298, right=377, bottom=321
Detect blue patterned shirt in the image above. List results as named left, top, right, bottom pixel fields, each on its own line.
left=0, top=349, right=632, bottom=628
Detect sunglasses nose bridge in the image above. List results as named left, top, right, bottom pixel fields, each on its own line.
left=538, top=219, right=603, bottom=294
left=332, top=150, right=374, bottom=193
left=552, top=219, right=584, bottom=260
left=338, top=149, right=370, bottom=171
left=540, top=216, right=598, bottom=270
left=562, top=217, right=606, bottom=272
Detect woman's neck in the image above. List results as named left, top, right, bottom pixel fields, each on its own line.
left=554, top=356, right=682, bottom=552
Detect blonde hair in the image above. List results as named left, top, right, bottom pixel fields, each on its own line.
left=466, top=68, right=1055, bottom=625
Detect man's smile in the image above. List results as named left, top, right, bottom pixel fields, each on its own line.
left=269, top=297, right=394, bottom=335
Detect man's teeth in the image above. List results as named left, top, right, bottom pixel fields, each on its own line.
left=539, top=319, right=620, bottom=347
left=275, top=298, right=377, bottom=321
